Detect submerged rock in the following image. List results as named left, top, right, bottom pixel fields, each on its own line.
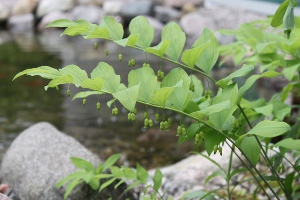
left=0, top=122, right=132, bottom=200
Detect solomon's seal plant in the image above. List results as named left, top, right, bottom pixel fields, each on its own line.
left=13, top=14, right=300, bottom=199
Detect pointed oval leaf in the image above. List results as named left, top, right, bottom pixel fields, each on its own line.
left=145, top=39, right=170, bottom=57
left=199, top=100, right=230, bottom=116
left=181, top=41, right=210, bottom=68
left=60, top=65, right=88, bottom=87
left=112, top=85, right=140, bottom=112
left=64, top=178, right=82, bottom=200
left=84, top=26, right=109, bottom=39
left=153, top=169, right=163, bottom=191
left=240, top=136, right=261, bottom=166
left=91, top=62, right=120, bottom=93
left=128, top=67, right=157, bottom=102
left=136, top=163, right=149, bottom=184
left=115, top=34, right=140, bottom=47
left=103, top=154, right=121, bottom=171
left=122, top=167, right=137, bottom=180
left=72, top=91, right=101, bottom=100
left=129, top=16, right=154, bottom=49
left=61, top=24, right=89, bottom=36
left=81, top=77, right=105, bottom=91
left=216, top=64, right=254, bottom=88
left=254, top=104, right=273, bottom=117
left=193, top=28, right=219, bottom=74
left=205, top=130, right=226, bottom=156
left=70, top=157, right=94, bottom=171
left=110, top=166, right=124, bottom=179
left=246, top=121, right=290, bottom=137
left=13, top=66, right=60, bottom=80
left=271, top=0, right=290, bottom=27
left=45, top=19, right=76, bottom=28
left=162, top=22, right=186, bottom=61
left=149, top=86, right=176, bottom=107
left=100, top=16, right=124, bottom=40
left=274, top=138, right=300, bottom=151
left=161, top=68, right=190, bottom=110
left=45, top=75, right=73, bottom=90
left=99, top=178, right=116, bottom=192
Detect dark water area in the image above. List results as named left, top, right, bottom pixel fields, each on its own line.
left=0, top=29, right=198, bottom=169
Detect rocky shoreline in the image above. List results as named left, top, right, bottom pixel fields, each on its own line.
left=0, top=0, right=265, bottom=46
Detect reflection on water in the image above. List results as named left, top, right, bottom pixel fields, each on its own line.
left=0, top=30, right=195, bottom=169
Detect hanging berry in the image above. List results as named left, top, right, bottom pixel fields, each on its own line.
left=118, top=54, right=122, bottom=61
left=97, top=102, right=101, bottom=111
left=82, top=99, right=86, bottom=106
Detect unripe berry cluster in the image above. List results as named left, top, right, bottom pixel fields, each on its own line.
left=112, top=107, right=118, bottom=116
left=157, top=70, right=164, bottom=79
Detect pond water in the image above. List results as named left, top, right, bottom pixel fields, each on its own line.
left=0, top=29, right=199, bottom=169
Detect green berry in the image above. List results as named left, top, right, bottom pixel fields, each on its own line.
left=159, top=121, right=164, bottom=131
left=208, top=90, right=212, bottom=97
left=128, top=60, right=131, bottom=67
left=67, top=89, right=70, bottom=97
left=106, top=49, right=109, bottom=55
left=195, top=133, right=200, bottom=143
left=199, top=131, right=204, bottom=139
left=155, top=113, right=160, bottom=121
left=160, top=72, right=164, bottom=78
left=167, top=117, right=172, bottom=125
left=131, top=59, right=135, bottom=66
left=97, top=102, right=101, bottom=111
left=177, top=125, right=182, bottom=135
left=133, top=108, right=137, bottom=114
left=190, top=83, right=195, bottom=92
left=182, top=127, right=186, bottom=135
left=56, top=86, right=59, bottom=90
left=119, top=54, right=122, bottom=61
left=82, top=99, right=86, bottom=106
left=130, top=113, right=135, bottom=121
left=146, top=63, right=150, bottom=67
left=128, top=113, right=131, bottom=120
left=144, top=118, right=149, bottom=127
left=143, top=112, right=149, bottom=119
left=112, top=108, right=118, bottom=116
left=94, top=43, right=98, bottom=49
left=157, top=70, right=162, bottom=77
left=218, top=147, right=222, bottom=156
left=148, top=119, right=153, bottom=128
left=143, top=63, right=147, bottom=67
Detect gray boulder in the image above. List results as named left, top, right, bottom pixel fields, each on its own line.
left=70, top=5, right=104, bottom=24
left=36, top=0, right=75, bottom=18
left=11, top=0, right=38, bottom=16
left=0, top=122, right=132, bottom=200
left=7, top=14, right=35, bottom=31
left=120, top=0, right=155, bottom=24
left=154, top=5, right=180, bottom=24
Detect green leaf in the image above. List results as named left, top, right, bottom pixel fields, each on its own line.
left=113, top=84, right=140, bottom=112
left=91, top=62, right=120, bottom=93
left=13, top=66, right=60, bottom=80
left=55, top=171, right=87, bottom=188
left=271, top=0, right=290, bottom=27
left=238, top=71, right=280, bottom=102
left=103, top=154, right=121, bottom=171
left=123, top=167, right=137, bottom=180
left=256, top=41, right=276, bottom=54
left=272, top=100, right=291, bottom=120
left=106, top=99, right=116, bottom=108
left=128, top=67, right=157, bottom=102
left=82, top=170, right=94, bottom=183
left=45, top=75, right=73, bottom=90
left=181, top=42, right=210, bottom=68
left=136, top=163, right=149, bottom=184
left=81, top=77, right=105, bottom=91
left=70, top=157, right=95, bottom=172
left=125, top=181, right=140, bottom=191
left=45, top=19, right=76, bottom=28
left=88, top=177, right=100, bottom=190
left=84, top=26, right=110, bottom=39
left=146, top=40, right=170, bottom=57
left=189, top=75, right=203, bottom=102
left=100, top=16, right=123, bottom=40
left=274, top=138, right=300, bottom=151
left=229, top=167, right=249, bottom=179
left=129, top=16, right=154, bottom=49
left=204, top=171, right=227, bottom=185
left=240, top=136, right=261, bottom=166
left=178, top=123, right=202, bottom=145
left=209, top=83, right=238, bottom=130
left=149, top=86, right=177, bottom=107
left=161, top=68, right=190, bottom=110
left=72, top=91, right=101, bottom=100
left=94, top=174, right=113, bottom=179
left=216, top=64, right=254, bottom=88
left=259, top=60, right=280, bottom=72
left=193, top=28, right=219, bottom=74
left=283, top=64, right=299, bottom=81
left=64, top=178, right=82, bottom=200
left=153, top=169, right=163, bottom=191
left=285, top=172, right=295, bottom=194
left=162, top=22, right=186, bottom=61
left=99, top=178, right=116, bottom=192
left=198, top=100, right=230, bottom=116
left=61, top=24, right=89, bottom=36
left=114, top=34, right=140, bottom=47
left=110, top=166, right=124, bottom=179
left=114, top=179, right=125, bottom=189
left=205, top=130, right=226, bottom=156
left=60, top=65, right=88, bottom=87
left=254, top=104, right=273, bottom=117
left=246, top=121, right=290, bottom=137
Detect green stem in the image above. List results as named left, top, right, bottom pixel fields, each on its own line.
left=227, top=147, right=233, bottom=200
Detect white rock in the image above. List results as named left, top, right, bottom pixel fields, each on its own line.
left=12, top=0, right=38, bottom=16
left=71, top=5, right=104, bottom=24
left=36, top=0, right=75, bottom=18
left=76, top=0, right=104, bottom=6
left=7, top=13, right=34, bottom=31
left=0, top=3, right=9, bottom=22
left=103, top=0, right=129, bottom=15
